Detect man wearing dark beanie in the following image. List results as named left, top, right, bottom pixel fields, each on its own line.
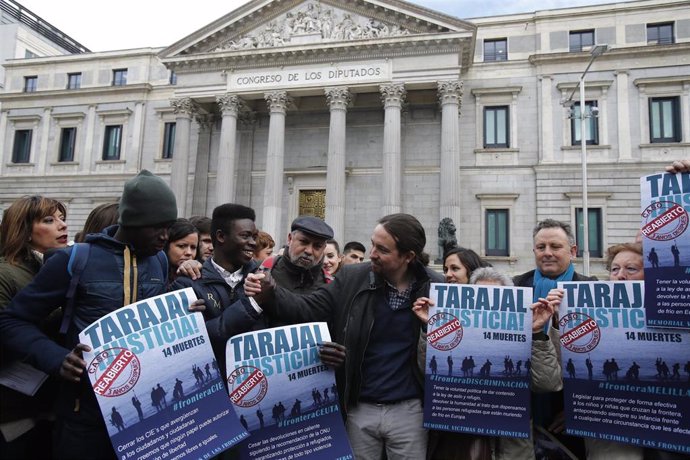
left=0, top=170, right=202, bottom=460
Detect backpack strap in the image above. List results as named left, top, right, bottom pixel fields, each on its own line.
left=60, top=243, right=91, bottom=335
left=156, top=251, right=168, bottom=280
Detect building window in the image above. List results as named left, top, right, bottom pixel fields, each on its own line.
left=647, top=22, right=674, bottom=45
left=59, top=127, right=77, bottom=162
left=571, top=101, right=599, bottom=145
left=12, top=130, right=33, bottom=163
left=112, top=69, right=127, bottom=86
left=162, top=122, right=176, bottom=159
left=576, top=208, right=603, bottom=258
left=484, top=38, right=507, bottom=62
left=67, top=73, right=82, bottom=89
left=24, top=76, right=37, bottom=93
left=24, top=50, right=38, bottom=58
left=484, top=106, right=509, bottom=148
left=569, top=29, right=594, bottom=52
left=649, top=97, right=681, bottom=143
left=169, top=71, right=177, bottom=85
left=102, top=125, right=122, bottom=160
left=486, top=209, right=509, bottom=256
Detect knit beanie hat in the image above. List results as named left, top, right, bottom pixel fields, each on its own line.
left=118, top=170, right=177, bottom=227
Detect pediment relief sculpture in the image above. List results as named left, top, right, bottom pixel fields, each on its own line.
left=213, top=1, right=411, bottom=52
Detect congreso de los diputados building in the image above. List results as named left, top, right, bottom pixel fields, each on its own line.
left=0, top=0, right=688, bottom=275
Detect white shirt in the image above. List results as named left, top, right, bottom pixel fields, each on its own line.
left=210, top=258, right=262, bottom=313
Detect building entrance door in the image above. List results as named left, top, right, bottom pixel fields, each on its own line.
left=298, top=189, right=326, bottom=219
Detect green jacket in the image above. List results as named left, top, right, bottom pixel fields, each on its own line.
left=0, top=255, right=41, bottom=310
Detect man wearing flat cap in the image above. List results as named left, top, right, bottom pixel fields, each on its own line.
left=259, top=217, right=334, bottom=305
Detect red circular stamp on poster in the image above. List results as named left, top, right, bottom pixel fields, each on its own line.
left=228, top=366, right=268, bottom=408
left=88, top=347, right=141, bottom=397
left=427, top=312, right=463, bottom=351
left=640, top=201, right=688, bottom=242
left=559, top=312, right=601, bottom=353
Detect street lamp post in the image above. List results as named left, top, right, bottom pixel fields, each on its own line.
left=563, top=44, right=608, bottom=276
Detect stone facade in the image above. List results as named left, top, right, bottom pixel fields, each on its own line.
left=0, top=0, right=689, bottom=276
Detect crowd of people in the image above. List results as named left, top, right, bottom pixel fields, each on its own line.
left=0, top=159, right=687, bottom=459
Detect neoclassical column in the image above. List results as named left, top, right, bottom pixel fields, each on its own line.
left=262, top=91, right=290, bottom=240
left=437, top=80, right=463, bottom=228
left=380, top=83, right=406, bottom=216
left=170, top=97, right=197, bottom=217
left=191, top=115, right=214, bottom=215
left=325, top=87, right=351, bottom=242
left=216, top=94, right=243, bottom=205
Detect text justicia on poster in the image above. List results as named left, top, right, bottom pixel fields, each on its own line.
left=229, top=324, right=324, bottom=381
left=562, top=282, right=647, bottom=329
left=81, top=291, right=201, bottom=357
left=433, top=285, right=527, bottom=331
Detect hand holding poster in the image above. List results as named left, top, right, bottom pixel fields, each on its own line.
left=640, top=171, right=690, bottom=328
left=558, top=281, right=690, bottom=454
left=422, top=283, right=533, bottom=438
left=225, top=322, right=354, bottom=460
left=79, top=288, right=248, bottom=460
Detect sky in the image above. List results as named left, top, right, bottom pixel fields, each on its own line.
left=17, top=0, right=616, bottom=52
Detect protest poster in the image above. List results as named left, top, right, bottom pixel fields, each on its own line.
left=79, top=288, right=249, bottom=460
left=225, top=322, right=354, bottom=460
left=640, top=171, right=690, bottom=328
left=558, top=280, right=690, bottom=454
left=422, top=283, right=533, bottom=438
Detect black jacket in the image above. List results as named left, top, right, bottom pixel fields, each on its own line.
left=265, top=261, right=443, bottom=413
left=171, top=258, right=263, bottom=374
left=268, top=255, right=329, bottom=295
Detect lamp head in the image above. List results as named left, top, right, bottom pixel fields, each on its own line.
left=591, top=44, right=608, bottom=58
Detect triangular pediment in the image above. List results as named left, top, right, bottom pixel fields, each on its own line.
left=160, top=0, right=476, bottom=58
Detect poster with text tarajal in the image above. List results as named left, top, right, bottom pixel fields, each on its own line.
left=79, top=288, right=249, bottom=460
left=640, top=172, right=690, bottom=329
left=423, top=283, right=533, bottom=438
left=225, top=322, right=354, bottom=460
left=558, top=281, right=690, bottom=454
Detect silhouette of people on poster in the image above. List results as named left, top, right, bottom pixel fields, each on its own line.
left=648, top=248, right=659, bottom=268
left=480, top=359, right=492, bottom=377
left=132, top=395, right=144, bottom=421
left=671, top=243, right=680, bottom=267
left=566, top=358, right=576, bottom=379
left=257, top=409, right=264, bottom=429
left=173, top=378, right=184, bottom=400
left=151, top=387, right=162, bottom=411
left=156, top=384, right=167, bottom=407
left=585, top=357, right=593, bottom=380
left=110, top=407, right=125, bottom=432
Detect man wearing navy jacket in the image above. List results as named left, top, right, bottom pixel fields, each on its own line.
left=0, top=170, right=200, bottom=460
